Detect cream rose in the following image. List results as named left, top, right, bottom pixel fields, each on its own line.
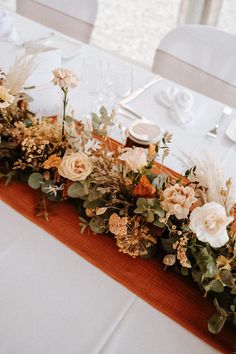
left=52, top=68, right=78, bottom=90
left=161, top=184, right=197, bottom=219
left=0, top=86, right=14, bottom=108
left=189, top=202, right=233, bottom=248
left=120, top=147, right=147, bottom=172
left=58, top=151, right=92, bottom=181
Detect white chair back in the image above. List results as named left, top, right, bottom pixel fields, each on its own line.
left=16, top=0, right=98, bottom=43
left=153, top=25, right=236, bottom=107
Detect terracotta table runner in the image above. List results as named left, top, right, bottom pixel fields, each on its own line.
left=0, top=177, right=235, bottom=353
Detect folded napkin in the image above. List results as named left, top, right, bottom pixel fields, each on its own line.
left=157, top=86, right=194, bottom=126
left=0, top=10, right=20, bottom=42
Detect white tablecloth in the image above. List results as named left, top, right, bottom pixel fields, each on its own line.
left=0, top=7, right=232, bottom=354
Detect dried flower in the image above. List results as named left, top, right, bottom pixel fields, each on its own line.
left=163, top=254, right=176, bottom=266
left=109, top=213, right=128, bottom=236
left=43, top=155, right=62, bottom=169
left=161, top=184, right=197, bottom=220
left=109, top=214, right=156, bottom=258
left=58, top=151, right=92, bottom=181
left=52, top=68, right=78, bottom=90
left=189, top=202, right=233, bottom=248
left=0, top=86, right=14, bottom=108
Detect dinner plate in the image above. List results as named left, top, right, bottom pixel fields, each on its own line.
left=225, top=119, right=236, bottom=142
left=39, top=33, right=82, bottom=59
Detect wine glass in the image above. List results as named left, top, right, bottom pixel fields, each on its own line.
left=81, top=56, right=103, bottom=114
left=104, top=60, right=133, bottom=104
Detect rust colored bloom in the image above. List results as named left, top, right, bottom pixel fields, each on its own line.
left=133, top=175, right=156, bottom=197
left=43, top=155, right=62, bottom=169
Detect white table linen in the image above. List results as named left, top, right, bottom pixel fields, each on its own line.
left=0, top=8, right=232, bottom=354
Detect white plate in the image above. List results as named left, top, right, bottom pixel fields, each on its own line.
left=226, top=119, right=236, bottom=142
left=40, top=34, right=82, bottom=59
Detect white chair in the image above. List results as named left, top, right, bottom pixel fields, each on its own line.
left=16, top=0, right=98, bottom=43
left=153, top=25, right=236, bottom=108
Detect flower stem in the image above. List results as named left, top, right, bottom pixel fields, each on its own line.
left=62, top=88, right=68, bottom=138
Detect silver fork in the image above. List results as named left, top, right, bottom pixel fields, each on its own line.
left=207, top=106, right=232, bottom=140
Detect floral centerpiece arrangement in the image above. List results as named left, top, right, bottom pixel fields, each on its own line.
left=0, top=61, right=235, bottom=334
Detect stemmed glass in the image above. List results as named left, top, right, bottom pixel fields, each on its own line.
left=80, top=56, right=103, bottom=115
left=104, top=60, right=133, bottom=105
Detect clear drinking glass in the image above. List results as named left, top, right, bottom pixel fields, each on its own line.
left=81, top=56, right=103, bottom=114
left=105, top=60, right=133, bottom=102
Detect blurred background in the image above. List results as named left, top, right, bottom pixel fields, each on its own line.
left=0, top=0, right=235, bottom=70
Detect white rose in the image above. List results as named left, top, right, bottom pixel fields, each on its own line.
left=120, top=147, right=147, bottom=172
left=52, top=68, right=78, bottom=90
left=0, top=85, right=14, bottom=108
left=189, top=202, right=233, bottom=248
left=58, top=151, right=92, bottom=181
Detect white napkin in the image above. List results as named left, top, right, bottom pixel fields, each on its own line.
left=0, top=10, right=20, bottom=42
left=157, top=86, right=194, bottom=126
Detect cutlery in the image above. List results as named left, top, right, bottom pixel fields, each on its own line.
left=120, top=75, right=162, bottom=105
left=118, top=105, right=146, bottom=120
left=206, top=106, right=232, bottom=140
left=118, top=108, right=139, bottom=121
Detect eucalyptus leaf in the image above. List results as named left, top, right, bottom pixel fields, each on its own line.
left=208, top=313, right=227, bottom=334
left=68, top=182, right=88, bottom=199
left=146, top=210, right=154, bottom=223
left=161, top=237, right=177, bottom=253
left=220, top=269, right=235, bottom=287
left=89, top=217, right=107, bottom=234
left=181, top=267, right=189, bottom=276
left=28, top=172, right=43, bottom=190
left=153, top=218, right=165, bottom=228
left=209, top=279, right=224, bottom=293
left=100, top=106, right=107, bottom=115
left=192, top=246, right=217, bottom=279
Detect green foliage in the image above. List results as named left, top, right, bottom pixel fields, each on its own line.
left=191, top=246, right=217, bottom=280
left=89, top=216, right=107, bottom=234
left=67, top=181, right=90, bottom=199
left=208, top=298, right=227, bottom=334
left=28, top=172, right=43, bottom=190
left=220, top=269, right=235, bottom=287
left=0, top=170, right=16, bottom=185
left=91, top=106, right=115, bottom=136
left=134, top=197, right=164, bottom=223
left=152, top=173, right=168, bottom=189
left=161, top=236, right=179, bottom=253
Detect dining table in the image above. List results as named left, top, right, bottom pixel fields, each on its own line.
left=0, top=7, right=236, bottom=354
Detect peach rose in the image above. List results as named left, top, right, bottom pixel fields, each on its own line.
left=58, top=151, right=92, bottom=181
